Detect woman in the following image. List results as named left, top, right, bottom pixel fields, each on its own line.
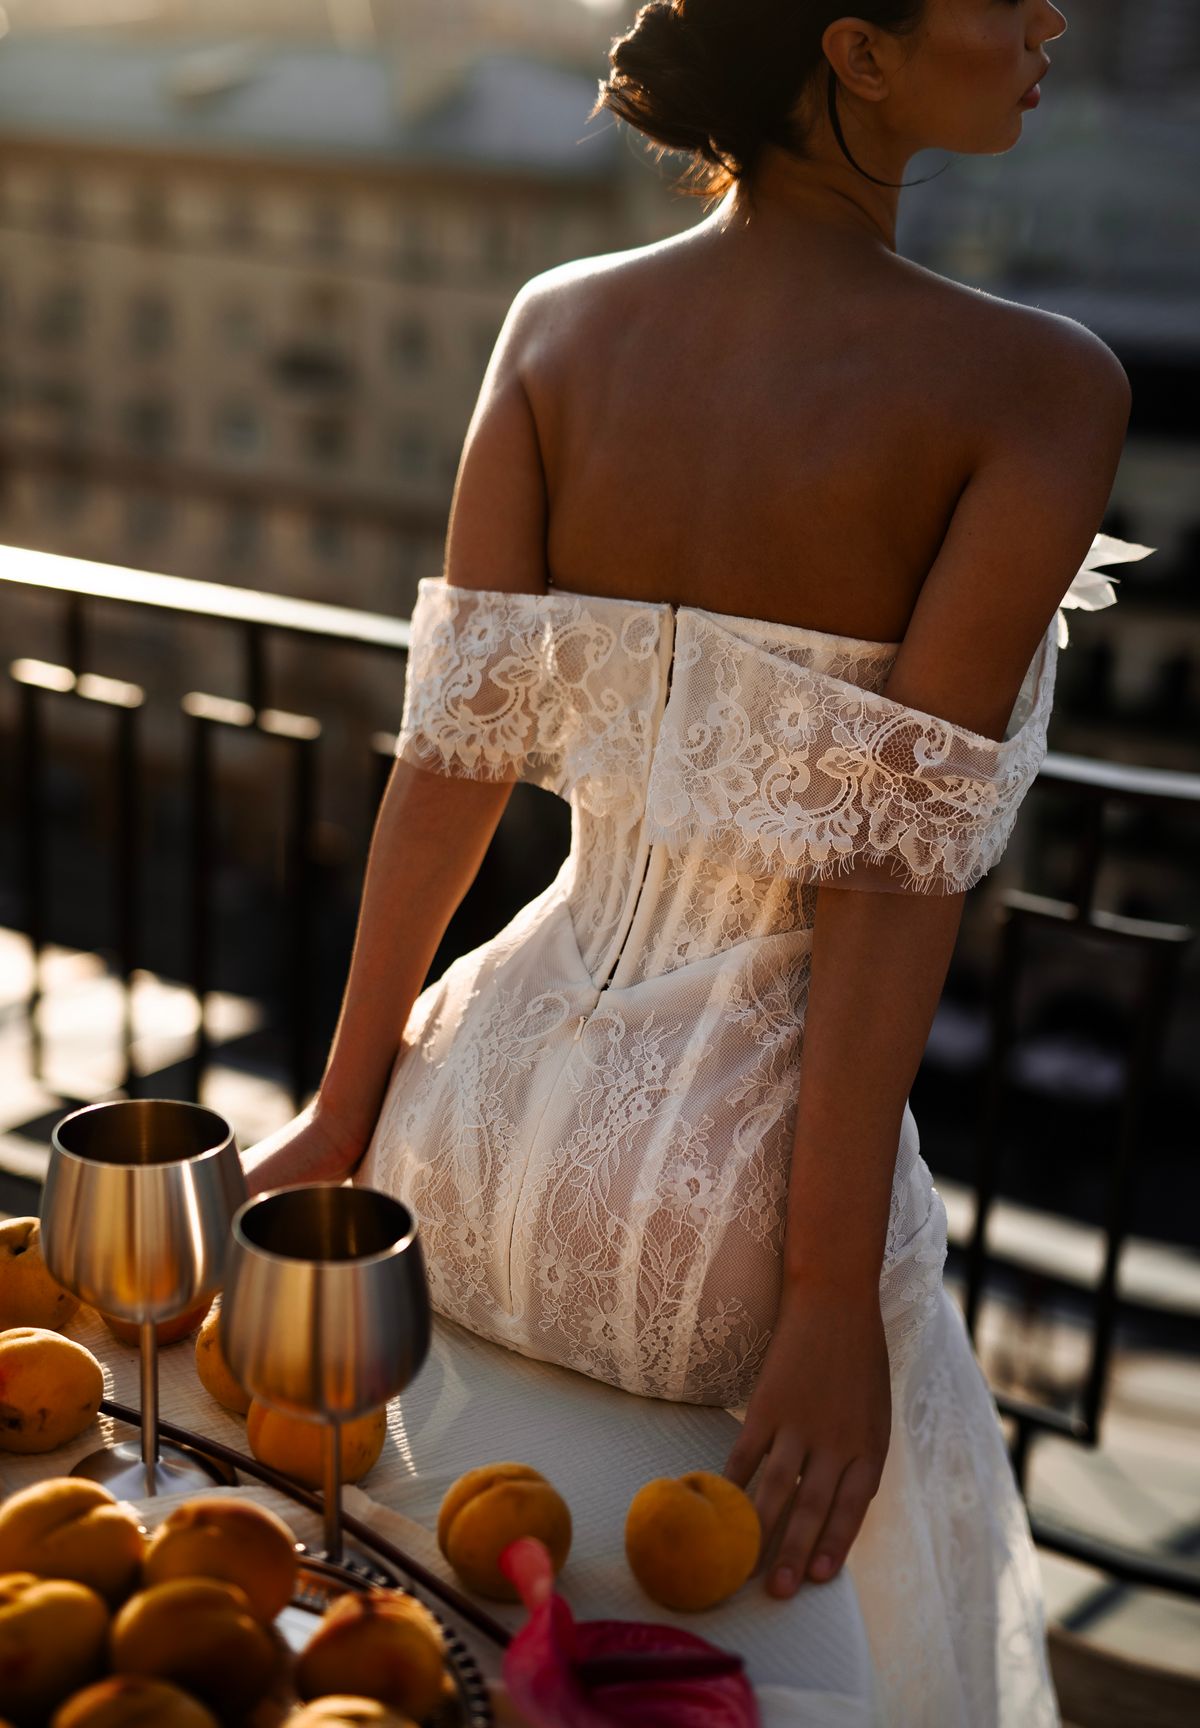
left=245, top=3, right=1146, bottom=1721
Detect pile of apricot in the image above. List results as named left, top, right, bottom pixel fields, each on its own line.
left=0, top=1484, right=453, bottom=1727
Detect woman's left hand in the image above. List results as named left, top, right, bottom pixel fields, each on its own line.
left=722, top=1279, right=892, bottom=1597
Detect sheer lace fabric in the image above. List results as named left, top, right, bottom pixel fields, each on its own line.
left=357, top=553, right=1136, bottom=1727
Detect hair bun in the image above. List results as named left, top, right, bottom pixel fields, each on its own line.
left=596, top=0, right=762, bottom=185
left=592, top=0, right=929, bottom=200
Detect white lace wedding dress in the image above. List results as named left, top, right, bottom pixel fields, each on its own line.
left=356, top=534, right=1150, bottom=1727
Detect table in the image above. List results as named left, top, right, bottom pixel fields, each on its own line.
left=0, top=1305, right=885, bottom=1727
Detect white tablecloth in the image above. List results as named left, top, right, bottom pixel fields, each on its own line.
left=0, top=1307, right=884, bottom=1727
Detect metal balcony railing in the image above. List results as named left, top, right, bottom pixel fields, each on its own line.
left=3, top=541, right=1199, bottom=1609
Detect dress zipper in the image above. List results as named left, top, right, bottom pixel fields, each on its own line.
left=572, top=605, right=678, bottom=1041
left=573, top=842, right=657, bottom=1040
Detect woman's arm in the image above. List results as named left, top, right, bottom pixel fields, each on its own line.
left=724, top=317, right=1133, bottom=1596
left=242, top=275, right=554, bottom=1192
left=241, top=765, right=518, bottom=1197
left=782, top=882, right=965, bottom=1291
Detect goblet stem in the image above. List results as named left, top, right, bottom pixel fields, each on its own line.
left=323, top=1419, right=342, bottom=1565
left=140, top=1321, right=159, bottom=1484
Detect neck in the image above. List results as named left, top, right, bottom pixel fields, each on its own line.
left=732, top=142, right=901, bottom=253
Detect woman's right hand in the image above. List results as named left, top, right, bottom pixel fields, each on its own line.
left=240, top=1096, right=369, bottom=1196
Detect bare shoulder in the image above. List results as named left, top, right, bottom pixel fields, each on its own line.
left=500, top=235, right=693, bottom=380
left=895, top=256, right=1130, bottom=427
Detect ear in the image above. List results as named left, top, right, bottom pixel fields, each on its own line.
left=443, top=280, right=551, bottom=596
left=821, top=20, right=896, bottom=104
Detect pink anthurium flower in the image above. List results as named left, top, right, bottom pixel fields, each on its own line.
left=498, top=1536, right=760, bottom=1728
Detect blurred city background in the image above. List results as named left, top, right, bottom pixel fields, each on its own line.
left=0, top=2, right=1197, bottom=1716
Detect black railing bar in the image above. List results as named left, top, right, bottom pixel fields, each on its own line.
left=1000, top=888, right=1193, bottom=948
left=995, top=1388, right=1090, bottom=1444
left=965, top=907, right=1022, bottom=1343
left=116, top=701, right=140, bottom=1094
left=0, top=547, right=412, bottom=654
left=245, top=621, right=267, bottom=717
left=1083, top=941, right=1182, bottom=1438
left=9, top=661, right=148, bottom=1092
left=1039, top=749, right=1200, bottom=807
left=286, top=728, right=320, bottom=1111
left=17, top=678, right=46, bottom=1079
left=65, top=592, right=86, bottom=677
left=181, top=689, right=322, bottom=1104
left=188, top=705, right=214, bottom=1105
left=1069, top=791, right=1104, bottom=920
left=1025, top=1507, right=1200, bottom=1602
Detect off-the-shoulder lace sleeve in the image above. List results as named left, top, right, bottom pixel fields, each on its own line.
left=393, top=578, right=668, bottom=813
left=394, top=581, right=547, bottom=781
left=644, top=532, right=1155, bottom=896
left=645, top=612, right=1059, bottom=896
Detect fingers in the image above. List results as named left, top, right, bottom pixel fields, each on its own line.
left=721, top=1425, right=766, bottom=1491
left=805, top=1455, right=882, bottom=1584
left=762, top=1450, right=839, bottom=1596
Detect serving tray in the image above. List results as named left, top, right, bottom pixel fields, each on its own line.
left=272, top=1546, right=494, bottom=1728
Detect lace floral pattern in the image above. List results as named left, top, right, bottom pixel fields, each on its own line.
left=363, top=547, right=1145, bottom=1727
left=644, top=608, right=1060, bottom=894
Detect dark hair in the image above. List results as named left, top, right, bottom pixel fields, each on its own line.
left=592, top=0, right=939, bottom=201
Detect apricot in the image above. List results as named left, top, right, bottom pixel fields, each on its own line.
left=0, top=1571, right=109, bottom=1726
left=143, top=1495, right=298, bottom=1624
left=101, top=1300, right=211, bottom=1349
left=194, top=1302, right=250, bottom=1415
left=288, top=1702, right=417, bottom=1728
left=624, top=1469, right=761, bottom=1612
left=246, top=1400, right=387, bottom=1489
left=0, top=1478, right=144, bottom=1604
left=0, top=1327, right=104, bottom=1454
left=50, top=1676, right=220, bottom=1728
left=295, top=1590, right=447, bottom=1721
left=0, top=1217, right=80, bottom=1332
left=110, top=1577, right=279, bottom=1714
left=437, top=1462, right=571, bottom=1603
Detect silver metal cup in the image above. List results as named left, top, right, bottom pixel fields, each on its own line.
left=222, top=1184, right=430, bottom=1562
left=42, top=1098, right=247, bottom=1495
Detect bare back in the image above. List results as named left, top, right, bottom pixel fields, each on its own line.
left=520, top=220, right=1060, bottom=646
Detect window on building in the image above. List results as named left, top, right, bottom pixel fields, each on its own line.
left=46, top=171, right=81, bottom=238
left=121, top=395, right=175, bottom=453
left=303, top=415, right=349, bottom=465
left=393, top=421, right=432, bottom=478
left=222, top=193, right=256, bottom=250
left=219, top=300, right=257, bottom=351
left=49, top=473, right=87, bottom=521
left=480, top=210, right=518, bottom=276
left=311, top=507, right=344, bottom=561
left=396, top=211, right=436, bottom=280
left=126, top=488, right=171, bottom=545
left=215, top=401, right=262, bottom=456
left=311, top=199, right=343, bottom=256
left=36, top=282, right=85, bottom=347
left=32, top=378, right=87, bottom=440
left=130, top=289, right=172, bottom=358
left=224, top=500, right=260, bottom=562
left=132, top=183, right=169, bottom=244
left=391, top=314, right=430, bottom=373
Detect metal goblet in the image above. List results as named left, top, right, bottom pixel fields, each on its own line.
left=221, top=1184, right=430, bottom=1564
left=42, top=1098, right=247, bottom=1496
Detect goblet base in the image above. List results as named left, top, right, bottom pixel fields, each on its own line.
left=71, top=1438, right=237, bottom=1496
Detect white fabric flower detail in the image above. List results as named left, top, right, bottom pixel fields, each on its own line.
left=1056, top=531, right=1156, bottom=649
